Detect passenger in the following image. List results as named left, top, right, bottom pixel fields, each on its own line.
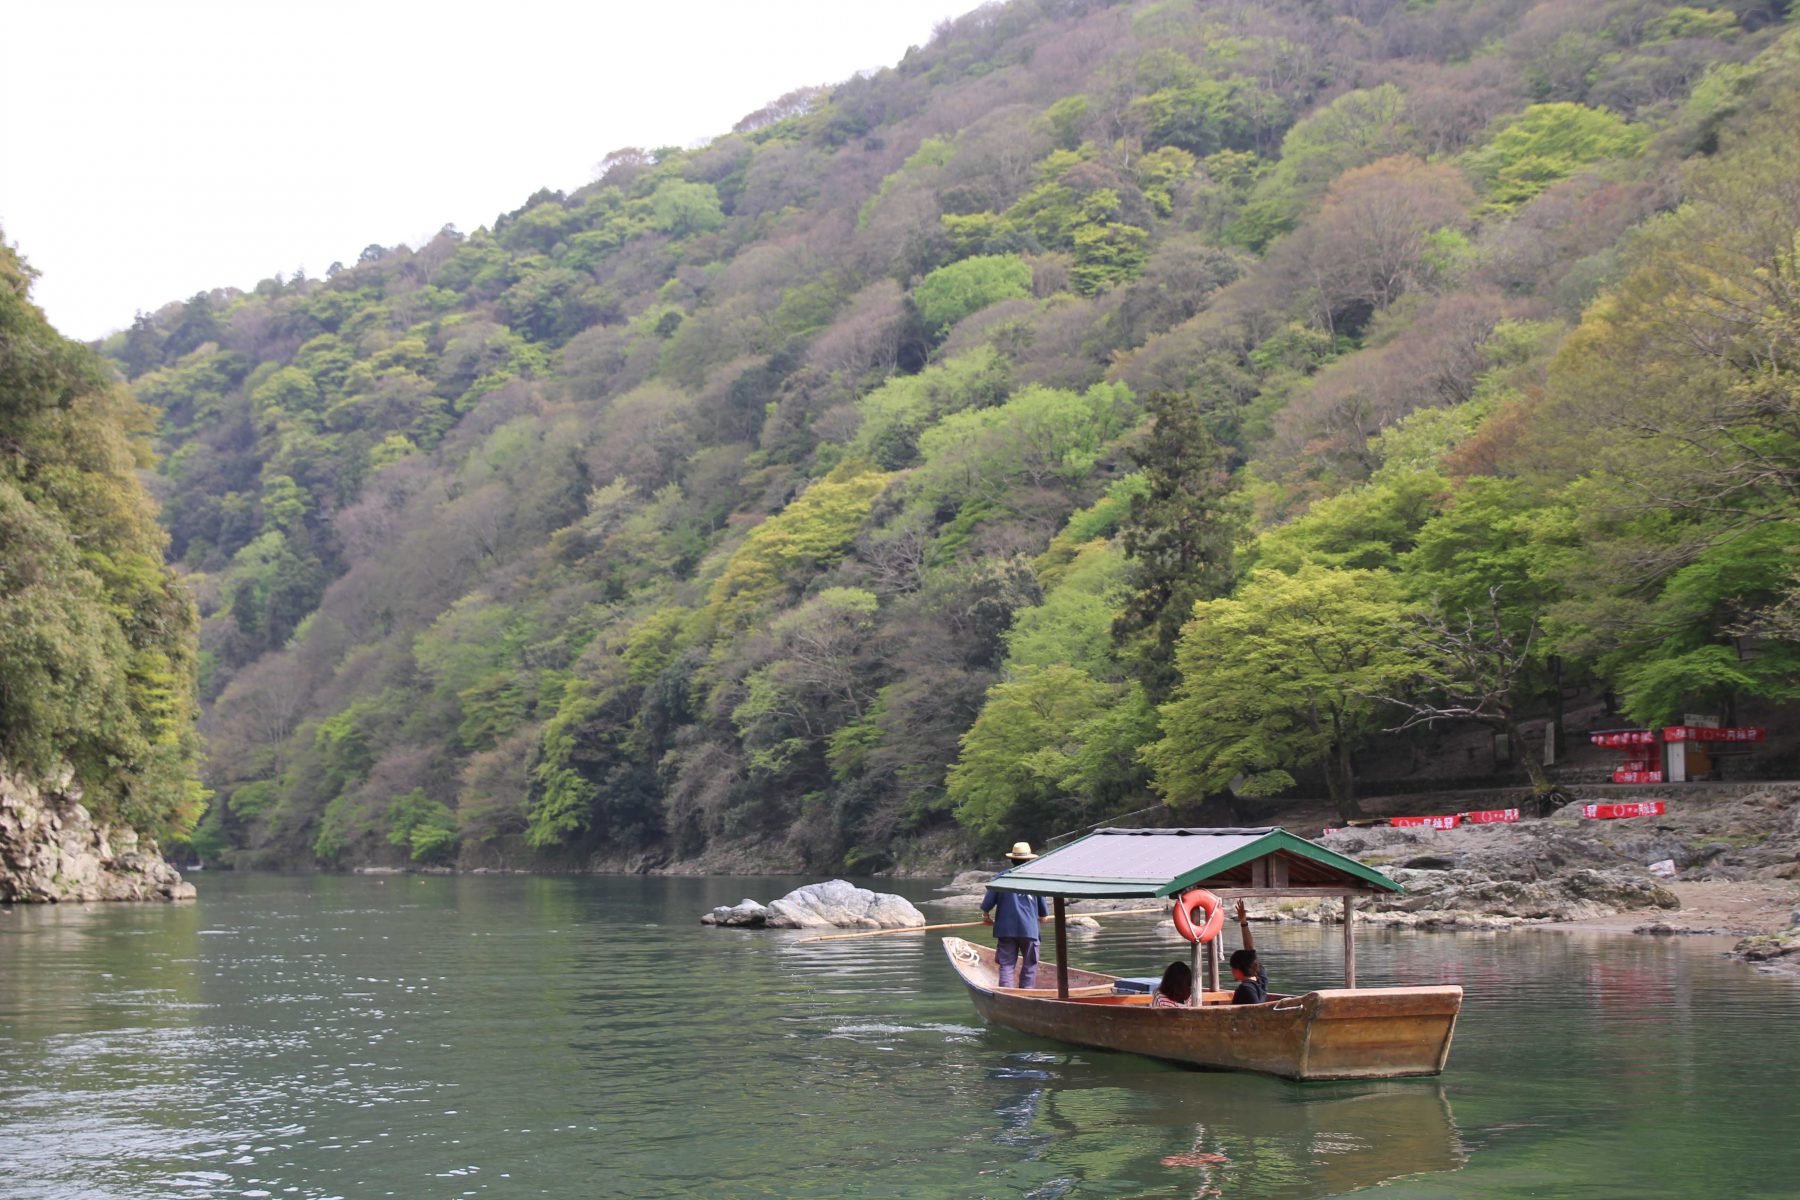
left=1229, top=948, right=1268, bottom=1005
left=1234, top=900, right=1269, bottom=990
left=1151, top=961, right=1193, bottom=1008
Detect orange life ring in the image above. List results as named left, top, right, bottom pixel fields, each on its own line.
left=1173, top=888, right=1224, bottom=944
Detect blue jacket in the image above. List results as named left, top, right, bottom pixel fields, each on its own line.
left=980, top=885, right=1048, bottom=940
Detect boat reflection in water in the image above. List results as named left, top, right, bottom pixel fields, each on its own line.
left=988, top=1053, right=1466, bottom=1199
left=1166, top=1083, right=1465, bottom=1198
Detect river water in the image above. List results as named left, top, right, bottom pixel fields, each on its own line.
left=2, top=873, right=1797, bottom=1199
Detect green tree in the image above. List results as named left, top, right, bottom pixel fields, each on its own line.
left=912, top=382, right=1137, bottom=541
left=526, top=675, right=653, bottom=850
left=387, top=789, right=459, bottom=863
left=1607, top=522, right=1800, bottom=723
left=1130, top=76, right=1281, bottom=157
left=1041, top=94, right=1090, bottom=149
left=164, top=292, right=222, bottom=358
left=1466, top=103, right=1647, bottom=209
left=649, top=179, right=726, bottom=236
left=1069, top=212, right=1149, bottom=295
left=1403, top=477, right=1571, bottom=629
left=1006, top=540, right=1128, bottom=679
left=1145, top=567, right=1421, bottom=819
left=1254, top=469, right=1447, bottom=574
left=708, top=463, right=893, bottom=628
left=851, top=347, right=1013, bottom=469
left=911, top=255, right=1033, bottom=337
left=949, top=665, right=1155, bottom=845
left=1113, top=392, right=1238, bottom=695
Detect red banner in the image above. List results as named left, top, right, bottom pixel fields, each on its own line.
left=1388, top=814, right=1461, bottom=829
left=1610, top=769, right=1664, bottom=784
left=1591, top=730, right=1657, bottom=747
left=1461, top=808, right=1520, bottom=824
left=1661, top=725, right=1766, bottom=743
left=1583, top=801, right=1666, bottom=819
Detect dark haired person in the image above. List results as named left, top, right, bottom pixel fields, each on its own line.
left=1233, top=898, right=1269, bottom=990
left=1229, top=948, right=1267, bottom=1005
left=1151, top=961, right=1193, bottom=1008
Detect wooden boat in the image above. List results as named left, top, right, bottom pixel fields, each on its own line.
left=942, top=936, right=1460, bottom=1081
left=950, top=826, right=1464, bottom=1081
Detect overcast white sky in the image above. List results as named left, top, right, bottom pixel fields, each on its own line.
left=2, top=0, right=980, bottom=341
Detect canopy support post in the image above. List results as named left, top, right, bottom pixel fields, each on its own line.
left=1053, top=896, right=1069, bottom=1000
left=1343, top=894, right=1357, bottom=988
left=1208, top=937, right=1222, bottom=996
left=1188, top=938, right=1202, bottom=1007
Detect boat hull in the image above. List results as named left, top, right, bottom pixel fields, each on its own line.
left=943, top=937, right=1460, bottom=1081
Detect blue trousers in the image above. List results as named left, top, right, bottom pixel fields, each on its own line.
left=995, top=936, right=1040, bottom=988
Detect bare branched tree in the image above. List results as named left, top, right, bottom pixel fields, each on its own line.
left=1373, top=587, right=1562, bottom=799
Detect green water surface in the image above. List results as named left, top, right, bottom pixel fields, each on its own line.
left=2, top=873, right=1797, bottom=1199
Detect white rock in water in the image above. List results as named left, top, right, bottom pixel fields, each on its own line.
left=764, top=879, right=926, bottom=928
left=700, top=899, right=771, bottom=927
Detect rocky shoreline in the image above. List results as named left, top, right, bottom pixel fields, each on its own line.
left=1734, top=917, right=1800, bottom=973
left=1329, top=787, right=1800, bottom=974
left=0, top=773, right=195, bottom=903
left=923, top=787, right=1800, bottom=973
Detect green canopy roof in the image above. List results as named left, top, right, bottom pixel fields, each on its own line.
left=984, top=827, right=1402, bottom=899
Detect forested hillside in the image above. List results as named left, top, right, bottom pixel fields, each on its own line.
left=0, top=242, right=202, bottom=838
left=106, top=0, right=1800, bottom=872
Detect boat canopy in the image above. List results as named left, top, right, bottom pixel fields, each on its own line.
left=983, top=827, right=1402, bottom=899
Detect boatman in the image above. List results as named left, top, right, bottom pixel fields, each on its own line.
left=981, top=842, right=1049, bottom=989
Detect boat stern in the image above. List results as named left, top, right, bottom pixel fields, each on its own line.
left=1293, top=986, right=1463, bottom=1080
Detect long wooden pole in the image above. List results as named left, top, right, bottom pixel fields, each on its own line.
left=792, top=906, right=1164, bottom=943
left=1343, top=894, right=1357, bottom=988
left=1053, top=896, right=1069, bottom=999
left=794, top=919, right=990, bottom=942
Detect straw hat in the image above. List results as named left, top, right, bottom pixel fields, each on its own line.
left=1006, top=841, right=1038, bottom=862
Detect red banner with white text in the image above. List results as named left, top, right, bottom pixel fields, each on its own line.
left=1388, top=814, right=1461, bottom=829
left=1582, top=801, right=1666, bottom=819
left=1461, top=808, right=1520, bottom=824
